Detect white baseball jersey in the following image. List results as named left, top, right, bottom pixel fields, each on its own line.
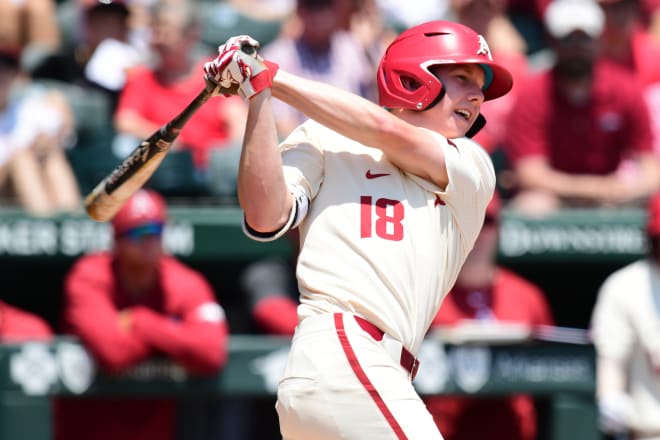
left=591, top=259, right=660, bottom=435
left=245, top=119, right=495, bottom=355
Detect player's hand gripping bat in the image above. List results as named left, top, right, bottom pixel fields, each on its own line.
left=84, top=45, right=253, bottom=222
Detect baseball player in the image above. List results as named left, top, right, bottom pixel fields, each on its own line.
left=204, top=20, right=512, bottom=439
left=591, top=192, right=660, bottom=439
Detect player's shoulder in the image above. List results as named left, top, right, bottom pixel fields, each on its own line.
left=446, top=136, right=494, bottom=166
left=70, top=252, right=112, bottom=272
left=495, top=267, right=544, bottom=296
left=449, top=136, right=485, bottom=151
left=605, top=259, right=651, bottom=284
left=286, top=119, right=356, bottom=149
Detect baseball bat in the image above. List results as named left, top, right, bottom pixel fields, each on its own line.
left=85, top=45, right=252, bottom=222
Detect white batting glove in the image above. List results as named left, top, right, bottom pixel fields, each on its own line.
left=225, top=50, right=272, bottom=100
left=204, top=35, right=261, bottom=95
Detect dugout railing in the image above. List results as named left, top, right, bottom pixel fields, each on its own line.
left=0, top=205, right=647, bottom=439
left=0, top=336, right=600, bottom=440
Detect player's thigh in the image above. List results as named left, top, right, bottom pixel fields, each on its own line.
left=277, top=314, right=443, bottom=439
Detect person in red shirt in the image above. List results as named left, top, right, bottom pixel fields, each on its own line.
left=54, top=189, right=229, bottom=440
left=114, top=0, right=246, bottom=194
left=425, top=193, right=555, bottom=440
left=0, top=300, right=52, bottom=342
left=598, top=0, right=660, bottom=88
left=503, top=0, right=660, bottom=215
left=239, top=230, right=300, bottom=336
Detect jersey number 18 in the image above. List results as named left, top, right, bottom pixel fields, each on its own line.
left=360, top=196, right=404, bottom=241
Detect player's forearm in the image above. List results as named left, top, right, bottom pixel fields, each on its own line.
left=271, top=70, right=446, bottom=186
left=131, top=308, right=228, bottom=374
left=271, top=71, right=393, bottom=148
left=237, top=91, right=292, bottom=233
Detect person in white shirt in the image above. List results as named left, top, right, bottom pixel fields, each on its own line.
left=591, top=192, right=660, bottom=440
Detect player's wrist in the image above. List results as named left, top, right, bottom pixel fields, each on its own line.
left=242, top=59, right=279, bottom=100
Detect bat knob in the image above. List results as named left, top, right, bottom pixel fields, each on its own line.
left=240, top=42, right=257, bottom=55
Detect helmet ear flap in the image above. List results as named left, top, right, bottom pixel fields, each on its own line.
left=466, top=114, right=486, bottom=138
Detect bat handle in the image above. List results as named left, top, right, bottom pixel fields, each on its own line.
left=240, top=41, right=257, bottom=56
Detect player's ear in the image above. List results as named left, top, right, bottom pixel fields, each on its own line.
left=466, top=114, right=486, bottom=138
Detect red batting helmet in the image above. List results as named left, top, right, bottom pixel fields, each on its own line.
left=377, top=20, right=513, bottom=111
left=111, top=189, right=168, bottom=237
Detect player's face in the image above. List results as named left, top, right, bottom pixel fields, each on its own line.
left=429, top=64, right=486, bottom=138
left=114, top=233, right=163, bottom=272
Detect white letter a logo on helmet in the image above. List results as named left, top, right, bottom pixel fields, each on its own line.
left=476, top=35, right=493, bottom=60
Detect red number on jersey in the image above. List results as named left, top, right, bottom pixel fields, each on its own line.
left=360, top=196, right=404, bottom=241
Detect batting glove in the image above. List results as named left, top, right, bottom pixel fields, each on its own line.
left=204, top=35, right=260, bottom=96
left=225, top=50, right=280, bottom=100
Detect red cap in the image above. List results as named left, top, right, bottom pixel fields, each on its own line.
left=647, top=193, right=660, bottom=237
left=111, top=189, right=167, bottom=237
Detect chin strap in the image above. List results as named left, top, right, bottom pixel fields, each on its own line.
left=466, top=114, right=486, bottom=138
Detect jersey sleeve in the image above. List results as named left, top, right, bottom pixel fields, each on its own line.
left=243, top=120, right=323, bottom=242
left=130, top=264, right=229, bottom=375
left=433, top=137, right=496, bottom=251
left=62, top=257, right=152, bottom=372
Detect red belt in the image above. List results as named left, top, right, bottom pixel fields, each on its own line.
left=354, top=316, right=420, bottom=380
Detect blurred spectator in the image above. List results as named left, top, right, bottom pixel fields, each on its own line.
left=0, top=49, right=81, bottom=217
left=505, top=0, right=550, bottom=55
left=647, top=0, right=660, bottom=40
left=376, top=0, right=449, bottom=30
left=239, top=231, right=300, bottom=335
left=424, top=193, right=555, bottom=440
left=597, top=0, right=660, bottom=176
left=0, top=0, right=61, bottom=70
left=260, top=0, right=379, bottom=138
left=0, top=300, right=52, bottom=341
left=590, top=192, right=660, bottom=439
left=32, top=0, right=143, bottom=111
left=240, top=257, right=298, bottom=335
left=503, top=0, right=660, bottom=215
left=598, top=0, right=660, bottom=89
left=54, top=189, right=229, bottom=440
left=228, top=0, right=296, bottom=22
left=447, top=0, right=530, bottom=154
left=114, top=0, right=246, bottom=198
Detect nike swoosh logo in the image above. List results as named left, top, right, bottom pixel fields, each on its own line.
left=366, top=170, right=390, bottom=179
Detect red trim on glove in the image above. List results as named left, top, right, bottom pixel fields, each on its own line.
left=247, top=60, right=280, bottom=99
left=264, top=60, right=279, bottom=80
left=249, top=70, right=272, bottom=98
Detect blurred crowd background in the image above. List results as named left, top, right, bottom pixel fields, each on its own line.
left=3, top=0, right=660, bottom=213
left=3, top=0, right=660, bottom=439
